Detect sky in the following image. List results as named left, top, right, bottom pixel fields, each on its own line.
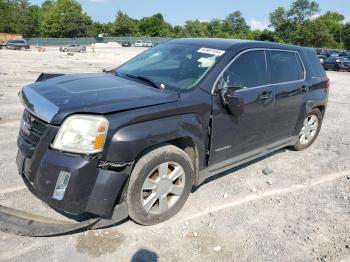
left=30, top=0, right=350, bottom=30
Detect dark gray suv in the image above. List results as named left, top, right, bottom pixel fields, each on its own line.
left=1, top=39, right=30, bottom=50
left=0, top=38, right=329, bottom=236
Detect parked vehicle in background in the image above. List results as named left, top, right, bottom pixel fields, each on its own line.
left=0, top=39, right=30, bottom=50
left=322, top=57, right=350, bottom=71
left=318, top=55, right=326, bottom=63
left=8, top=39, right=329, bottom=236
left=338, top=51, right=350, bottom=57
left=326, top=51, right=340, bottom=57
left=134, top=40, right=144, bottom=47
left=122, top=41, right=131, bottom=47
left=144, top=41, right=153, bottom=47
left=59, top=44, right=86, bottom=52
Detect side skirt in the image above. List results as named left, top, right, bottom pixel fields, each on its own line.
left=197, top=137, right=298, bottom=186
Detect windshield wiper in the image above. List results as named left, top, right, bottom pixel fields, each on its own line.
left=125, top=73, right=164, bottom=90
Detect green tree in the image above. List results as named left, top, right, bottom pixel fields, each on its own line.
left=39, top=0, right=92, bottom=37
left=0, top=0, right=40, bottom=37
left=254, top=29, right=277, bottom=42
left=138, top=13, right=172, bottom=37
left=38, top=0, right=57, bottom=36
left=26, top=5, right=41, bottom=36
left=318, top=12, right=345, bottom=48
left=269, top=7, right=288, bottom=29
left=112, top=10, right=138, bottom=36
left=269, top=0, right=326, bottom=46
left=222, top=11, right=250, bottom=37
left=172, top=25, right=186, bottom=38
left=287, top=0, right=320, bottom=23
left=184, top=20, right=208, bottom=37
left=87, top=22, right=113, bottom=37
left=343, top=22, right=350, bottom=50
left=0, top=0, right=12, bottom=33
left=207, top=19, right=222, bottom=37
left=292, top=19, right=335, bottom=48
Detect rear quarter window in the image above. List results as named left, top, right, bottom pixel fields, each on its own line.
left=305, top=49, right=326, bottom=80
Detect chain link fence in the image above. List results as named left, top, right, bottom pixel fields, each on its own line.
left=25, top=37, right=173, bottom=47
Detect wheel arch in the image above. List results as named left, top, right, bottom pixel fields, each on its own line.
left=313, top=105, right=325, bottom=117
left=132, top=137, right=199, bottom=186
left=115, top=138, right=199, bottom=206
left=104, top=114, right=207, bottom=185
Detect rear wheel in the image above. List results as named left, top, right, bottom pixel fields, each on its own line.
left=127, top=145, right=194, bottom=225
left=293, top=108, right=323, bottom=151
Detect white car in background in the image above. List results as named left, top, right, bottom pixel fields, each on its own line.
left=134, top=40, right=144, bottom=47
left=144, top=41, right=153, bottom=47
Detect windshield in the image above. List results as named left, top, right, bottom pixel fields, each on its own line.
left=116, top=42, right=224, bottom=91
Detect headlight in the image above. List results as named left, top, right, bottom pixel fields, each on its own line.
left=52, top=115, right=109, bottom=154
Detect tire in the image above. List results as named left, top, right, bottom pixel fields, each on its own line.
left=127, top=145, right=194, bottom=225
left=293, top=108, right=323, bottom=151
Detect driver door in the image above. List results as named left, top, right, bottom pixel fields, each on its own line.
left=209, top=50, right=275, bottom=166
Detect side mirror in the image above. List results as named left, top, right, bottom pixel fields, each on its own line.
left=220, top=86, right=244, bottom=116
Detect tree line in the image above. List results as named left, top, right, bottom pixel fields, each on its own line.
left=0, top=0, right=350, bottom=49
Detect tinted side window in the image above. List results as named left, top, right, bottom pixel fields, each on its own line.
left=305, top=49, right=326, bottom=79
left=223, top=50, right=268, bottom=89
left=267, top=51, right=303, bottom=84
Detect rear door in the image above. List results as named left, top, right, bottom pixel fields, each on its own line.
left=68, top=45, right=75, bottom=52
left=209, top=50, right=275, bottom=165
left=265, top=50, right=306, bottom=145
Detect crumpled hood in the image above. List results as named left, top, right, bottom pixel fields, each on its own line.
left=20, top=73, right=179, bottom=125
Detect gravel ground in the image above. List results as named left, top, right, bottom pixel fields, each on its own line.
left=0, top=47, right=349, bottom=262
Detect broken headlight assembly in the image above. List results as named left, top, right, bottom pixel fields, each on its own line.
left=52, top=115, right=109, bottom=154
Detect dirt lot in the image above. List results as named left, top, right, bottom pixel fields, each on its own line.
left=0, top=47, right=349, bottom=262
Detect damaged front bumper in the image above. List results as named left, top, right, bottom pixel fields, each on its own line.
left=17, top=147, right=130, bottom=218
left=0, top=110, right=132, bottom=236
left=0, top=202, right=128, bottom=237
left=17, top=120, right=130, bottom=218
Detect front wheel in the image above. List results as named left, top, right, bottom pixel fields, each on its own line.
left=293, top=108, right=323, bottom=151
left=127, top=145, right=194, bottom=225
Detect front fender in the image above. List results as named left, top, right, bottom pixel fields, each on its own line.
left=104, top=114, right=206, bottom=168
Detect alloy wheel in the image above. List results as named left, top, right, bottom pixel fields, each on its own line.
left=141, top=161, right=185, bottom=215
left=299, top=114, right=319, bottom=145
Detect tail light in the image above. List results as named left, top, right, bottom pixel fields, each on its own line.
left=326, top=78, right=330, bottom=89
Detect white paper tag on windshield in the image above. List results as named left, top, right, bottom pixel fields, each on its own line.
left=197, top=47, right=225, bottom=56
left=197, top=57, right=216, bottom=68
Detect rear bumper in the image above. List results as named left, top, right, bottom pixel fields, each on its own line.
left=17, top=124, right=131, bottom=218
